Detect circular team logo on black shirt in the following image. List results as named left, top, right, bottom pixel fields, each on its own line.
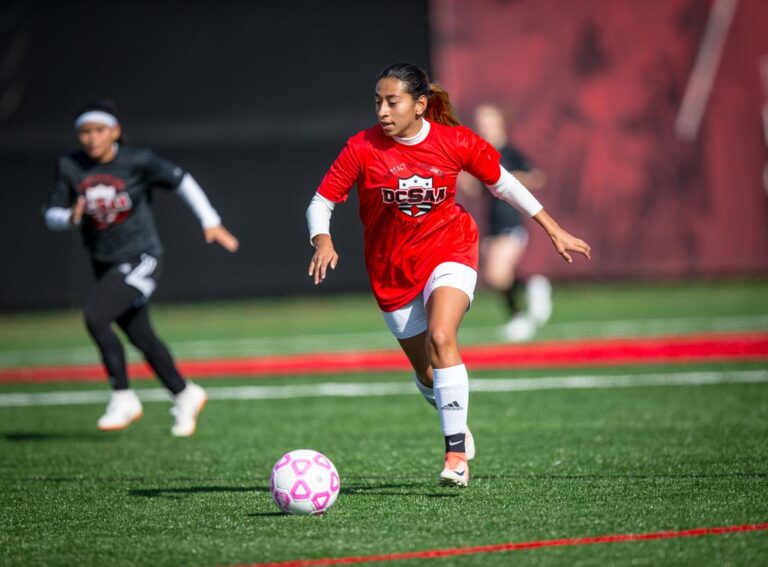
left=78, top=174, right=133, bottom=229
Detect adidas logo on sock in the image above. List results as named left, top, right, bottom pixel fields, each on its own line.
left=440, top=400, right=463, bottom=411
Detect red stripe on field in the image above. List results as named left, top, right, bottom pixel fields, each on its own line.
left=1, top=332, right=767, bottom=383
left=238, top=522, right=768, bottom=567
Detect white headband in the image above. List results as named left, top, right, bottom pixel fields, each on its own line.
left=74, top=110, right=118, bottom=129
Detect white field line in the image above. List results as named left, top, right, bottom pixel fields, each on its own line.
left=1, top=369, right=766, bottom=408
left=1, top=314, right=767, bottom=368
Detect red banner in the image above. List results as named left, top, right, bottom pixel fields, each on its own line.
left=431, top=0, right=768, bottom=278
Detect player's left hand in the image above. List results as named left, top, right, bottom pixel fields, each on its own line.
left=549, top=226, right=591, bottom=263
left=71, top=196, right=86, bottom=226
left=204, top=225, right=239, bottom=252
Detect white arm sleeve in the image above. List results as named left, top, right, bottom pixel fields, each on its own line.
left=488, top=166, right=544, bottom=217
left=175, top=173, right=221, bottom=229
left=306, top=192, right=335, bottom=245
left=44, top=207, right=74, bottom=231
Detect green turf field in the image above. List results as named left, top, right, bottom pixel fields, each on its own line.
left=1, top=279, right=767, bottom=367
left=1, top=280, right=767, bottom=566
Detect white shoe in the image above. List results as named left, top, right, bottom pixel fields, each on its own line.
left=171, top=382, right=208, bottom=437
left=465, top=426, right=476, bottom=461
left=503, top=313, right=537, bottom=342
left=527, top=275, right=552, bottom=325
left=97, top=389, right=143, bottom=431
left=439, top=452, right=469, bottom=487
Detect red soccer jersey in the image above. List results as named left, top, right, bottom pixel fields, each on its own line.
left=317, top=121, right=501, bottom=311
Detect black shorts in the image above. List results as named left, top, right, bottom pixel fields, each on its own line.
left=488, top=198, right=524, bottom=237
left=91, top=254, right=163, bottom=303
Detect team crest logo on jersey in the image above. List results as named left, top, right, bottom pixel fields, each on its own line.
left=381, top=174, right=446, bottom=218
left=78, top=174, right=133, bottom=229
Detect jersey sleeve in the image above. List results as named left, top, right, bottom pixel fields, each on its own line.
left=142, top=149, right=186, bottom=190
left=316, top=140, right=362, bottom=203
left=456, top=126, right=502, bottom=185
left=46, top=157, right=76, bottom=208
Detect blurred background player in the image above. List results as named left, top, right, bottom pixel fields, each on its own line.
left=461, top=104, right=551, bottom=342
left=43, top=100, right=239, bottom=436
left=306, top=63, right=590, bottom=487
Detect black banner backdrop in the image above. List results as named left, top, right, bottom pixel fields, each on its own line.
left=0, top=0, right=431, bottom=310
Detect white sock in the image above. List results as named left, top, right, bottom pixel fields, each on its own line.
left=413, top=374, right=437, bottom=407
left=433, top=364, right=469, bottom=436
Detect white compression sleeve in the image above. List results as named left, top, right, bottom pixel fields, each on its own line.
left=44, top=207, right=74, bottom=231
left=306, top=192, right=335, bottom=244
left=488, top=166, right=544, bottom=217
left=175, top=173, right=221, bottom=229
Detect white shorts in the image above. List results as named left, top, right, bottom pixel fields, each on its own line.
left=382, top=262, right=477, bottom=340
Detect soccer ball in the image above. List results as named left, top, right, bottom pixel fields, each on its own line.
left=270, top=449, right=340, bottom=515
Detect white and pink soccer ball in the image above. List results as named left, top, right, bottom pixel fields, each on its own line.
left=270, top=449, right=340, bottom=515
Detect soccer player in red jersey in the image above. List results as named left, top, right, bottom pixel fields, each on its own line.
left=306, top=64, right=590, bottom=486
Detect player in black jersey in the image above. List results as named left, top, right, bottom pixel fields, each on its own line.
left=461, top=104, right=552, bottom=341
left=43, top=100, right=239, bottom=436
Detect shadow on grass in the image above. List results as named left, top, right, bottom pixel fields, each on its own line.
left=130, top=481, right=460, bottom=500
left=4, top=432, right=112, bottom=442
left=474, top=472, right=768, bottom=481
left=341, top=483, right=460, bottom=498
left=130, top=486, right=268, bottom=498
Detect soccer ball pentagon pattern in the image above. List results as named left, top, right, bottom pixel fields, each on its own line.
left=270, top=449, right=340, bottom=515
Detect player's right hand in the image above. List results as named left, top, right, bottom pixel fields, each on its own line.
left=308, top=234, right=339, bottom=285
left=70, top=196, right=86, bottom=226
left=204, top=225, right=240, bottom=253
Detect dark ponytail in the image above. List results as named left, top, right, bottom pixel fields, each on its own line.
left=377, top=63, right=460, bottom=127
left=425, top=83, right=460, bottom=126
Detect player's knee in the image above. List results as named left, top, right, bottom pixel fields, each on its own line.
left=484, top=266, right=511, bottom=290
left=426, top=327, right=456, bottom=359
left=124, top=328, right=158, bottom=353
left=123, top=331, right=148, bottom=351
left=484, top=271, right=504, bottom=290
left=83, top=307, right=110, bottom=337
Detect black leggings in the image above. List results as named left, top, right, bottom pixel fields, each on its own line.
left=84, top=256, right=186, bottom=394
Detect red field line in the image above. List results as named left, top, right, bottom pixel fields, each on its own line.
left=1, top=332, right=767, bottom=383
left=238, top=522, right=768, bottom=567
